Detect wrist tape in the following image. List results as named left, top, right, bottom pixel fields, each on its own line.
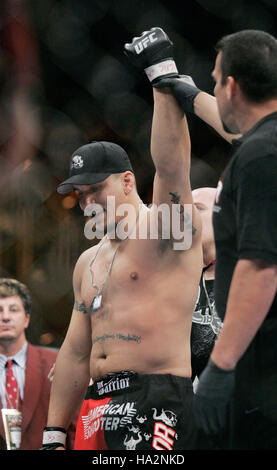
left=42, top=426, right=66, bottom=448
left=145, top=59, right=178, bottom=83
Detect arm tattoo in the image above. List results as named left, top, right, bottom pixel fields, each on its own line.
left=92, top=333, right=142, bottom=345
left=169, top=191, right=197, bottom=235
left=169, top=191, right=181, bottom=205
left=74, top=301, right=88, bottom=314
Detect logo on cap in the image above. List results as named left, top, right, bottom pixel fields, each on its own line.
left=71, top=155, right=84, bottom=169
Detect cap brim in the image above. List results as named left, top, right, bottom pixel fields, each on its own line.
left=56, top=173, right=111, bottom=194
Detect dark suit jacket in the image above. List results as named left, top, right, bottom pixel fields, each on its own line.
left=0, top=343, right=77, bottom=450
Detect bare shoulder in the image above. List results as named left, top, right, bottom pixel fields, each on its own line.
left=74, top=241, right=103, bottom=273
left=73, top=240, right=103, bottom=290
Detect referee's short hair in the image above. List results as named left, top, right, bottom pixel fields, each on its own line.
left=215, top=30, right=277, bottom=103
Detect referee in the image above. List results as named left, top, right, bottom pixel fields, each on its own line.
left=193, top=30, right=277, bottom=450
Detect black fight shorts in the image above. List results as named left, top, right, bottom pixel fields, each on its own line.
left=74, top=371, right=196, bottom=450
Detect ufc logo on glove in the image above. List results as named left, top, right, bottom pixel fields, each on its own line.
left=124, top=27, right=179, bottom=83
left=134, top=32, right=158, bottom=54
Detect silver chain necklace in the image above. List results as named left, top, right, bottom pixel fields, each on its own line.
left=89, top=204, right=143, bottom=313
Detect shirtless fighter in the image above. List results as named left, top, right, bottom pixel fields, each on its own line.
left=41, top=28, right=202, bottom=451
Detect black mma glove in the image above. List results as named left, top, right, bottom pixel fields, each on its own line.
left=194, top=358, right=235, bottom=435
left=124, top=27, right=178, bottom=84
left=40, top=426, right=66, bottom=450
left=154, top=75, right=201, bottom=114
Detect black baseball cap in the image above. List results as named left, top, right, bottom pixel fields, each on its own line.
left=57, top=141, right=134, bottom=194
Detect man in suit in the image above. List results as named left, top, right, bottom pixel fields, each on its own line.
left=0, top=278, right=76, bottom=450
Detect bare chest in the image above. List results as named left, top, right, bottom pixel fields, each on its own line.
left=80, top=239, right=169, bottom=314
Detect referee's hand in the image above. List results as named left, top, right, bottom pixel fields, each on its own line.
left=154, top=75, right=201, bottom=114
left=194, top=358, right=235, bottom=435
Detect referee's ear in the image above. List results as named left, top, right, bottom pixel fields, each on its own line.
left=226, top=75, right=239, bottom=101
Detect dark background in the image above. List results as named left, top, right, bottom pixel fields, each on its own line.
left=0, top=0, right=276, bottom=347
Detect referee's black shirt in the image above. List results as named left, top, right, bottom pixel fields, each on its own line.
left=213, top=111, right=277, bottom=323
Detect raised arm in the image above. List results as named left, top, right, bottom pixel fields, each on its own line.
left=41, top=250, right=92, bottom=450
left=124, top=28, right=201, bottom=245
left=194, top=91, right=240, bottom=143
left=151, top=87, right=192, bottom=202
left=155, top=75, right=241, bottom=143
